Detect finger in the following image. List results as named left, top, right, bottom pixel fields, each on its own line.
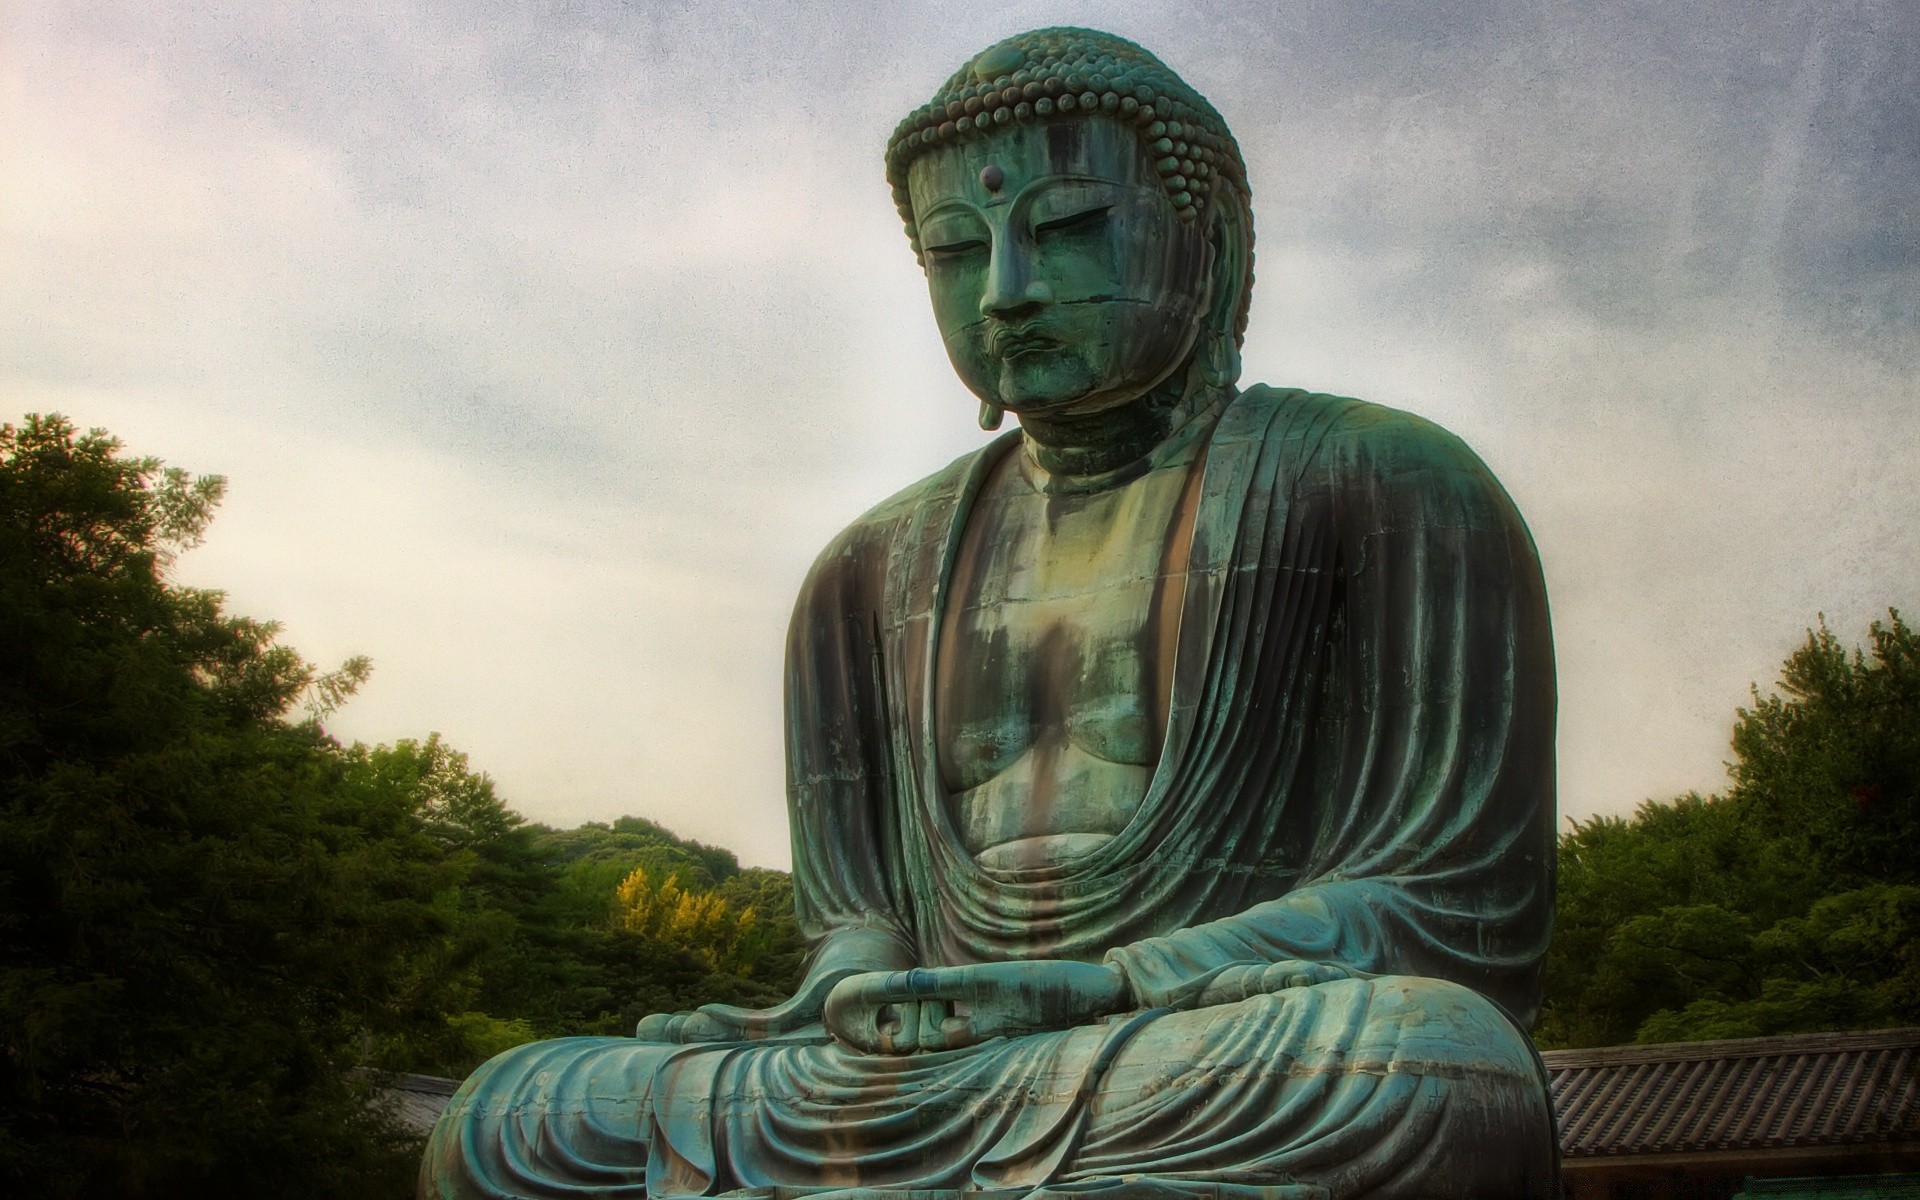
left=828, top=1011, right=880, bottom=1052
left=919, top=1001, right=949, bottom=1049
left=676, top=1012, right=733, bottom=1043
left=842, top=1005, right=885, bottom=1053
left=938, top=1003, right=972, bottom=1048
left=1268, top=961, right=1343, bottom=990
left=1213, top=964, right=1259, bottom=1003
left=694, top=1001, right=777, bottom=1038
left=635, top=1012, right=677, bottom=1041
left=690, top=1006, right=745, bottom=1035
left=862, top=966, right=973, bottom=1005
left=823, top=978, right=882, bottom=1047
left=893, top=999, right=922, bottom=1051
left=1261, top=961, right=1311, bottom=991
left=871, top=1003, right=901, bottom=1054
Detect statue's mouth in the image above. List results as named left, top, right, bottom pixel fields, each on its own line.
left=995, top=329, right=1058, bottom=359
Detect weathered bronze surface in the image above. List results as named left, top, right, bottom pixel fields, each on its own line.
left=422, top=27, right=1559, bottom=1200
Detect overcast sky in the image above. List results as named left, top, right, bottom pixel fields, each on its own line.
left=5, top=1, right=1915, bottom=867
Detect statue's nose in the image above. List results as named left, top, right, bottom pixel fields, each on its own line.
left=979, top=241, right=1054, bottom=319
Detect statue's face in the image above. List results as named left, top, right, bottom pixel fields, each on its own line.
left=906, top=117, right=1214, bottom=419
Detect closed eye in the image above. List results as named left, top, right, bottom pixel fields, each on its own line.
left=924, top=237, right=987, bottom=258
left=1033, top=205, right=1111, bottom=236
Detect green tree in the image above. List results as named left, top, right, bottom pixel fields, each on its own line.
left=0, top=416, right=449, bottom=1197
left=340, top=749, right=810, bottom=1078
left=340, top=736, right=560, bottom=1078
left=1540, top=611, right=1920, bottom=1047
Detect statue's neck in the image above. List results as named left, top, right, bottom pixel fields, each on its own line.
left=1017, top=367, right=1228, bottom=488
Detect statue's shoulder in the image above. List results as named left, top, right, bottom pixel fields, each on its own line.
left=1236, top=384, right=1501, bottom=487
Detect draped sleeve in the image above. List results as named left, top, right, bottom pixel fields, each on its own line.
left=1105, top=398, right=1557, bottom=1026
left=784, top=515, right=920, bottom=986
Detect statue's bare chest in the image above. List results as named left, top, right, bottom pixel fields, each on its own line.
left=934, top=447, right=1202, bottom=870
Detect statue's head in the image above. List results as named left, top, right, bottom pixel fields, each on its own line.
left=885, top=28, right=1254, bottom=429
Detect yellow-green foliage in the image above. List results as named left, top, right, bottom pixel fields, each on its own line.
left=614, top=866, right=759, bottom=971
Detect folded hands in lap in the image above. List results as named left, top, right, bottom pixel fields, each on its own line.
left=635, top=957, right=1356, bottom=1052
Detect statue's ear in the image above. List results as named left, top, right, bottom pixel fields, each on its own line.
left=1199, top=187, right=1250, bottom=389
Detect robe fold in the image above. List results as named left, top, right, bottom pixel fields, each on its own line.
left=421, top=387, right=1560, bottom=1200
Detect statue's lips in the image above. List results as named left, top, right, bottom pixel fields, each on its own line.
left=994, top=330, right=1060, bottom=359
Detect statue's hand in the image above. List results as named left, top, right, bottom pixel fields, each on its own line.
left=823, top=960, right=1131, bottom=1054
left=1185, top=959, right=1362, bottom=1008
left=635, top=967, right=842, bottom=1044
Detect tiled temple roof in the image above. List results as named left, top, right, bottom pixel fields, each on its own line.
left=382, top=1072, right=458, bottom=1138
left=1542, top=1027, right=1920, bottom=1160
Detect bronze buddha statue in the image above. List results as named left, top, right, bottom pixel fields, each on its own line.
left=422, top=27, right=1560, bottom=1200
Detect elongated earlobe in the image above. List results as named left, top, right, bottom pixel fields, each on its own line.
left=1200, top=330, right=1241, bottom=389
left=1198, top=188, right=1251, bottom=391
left=979, top=401, right=1005, bottom=431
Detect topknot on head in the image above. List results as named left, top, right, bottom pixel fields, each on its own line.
left=884, top=28, right=1251, bottom=259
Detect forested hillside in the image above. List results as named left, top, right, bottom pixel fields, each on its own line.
left=361, top=740, right=806, bottom=1078
left=3, top=414, right=1913, bottom=1195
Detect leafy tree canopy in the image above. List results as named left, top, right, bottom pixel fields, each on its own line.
left=0, top=416, right=809, bottom=1193
left=0, top=416, right=443, bottom=1197
left=1540, top=612, right=1920, bottom=1048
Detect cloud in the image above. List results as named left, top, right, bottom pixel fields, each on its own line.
left=4, top=0, right=1914, bottom=866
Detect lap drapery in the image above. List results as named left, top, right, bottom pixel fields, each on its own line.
left=419, top=977, right=1555, bottom=1200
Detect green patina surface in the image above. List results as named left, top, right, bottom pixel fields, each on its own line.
left=421, top=27, right=1560, bottom=1200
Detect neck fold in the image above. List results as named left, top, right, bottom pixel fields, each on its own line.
left=1016, top=365, right=1230, bottom=492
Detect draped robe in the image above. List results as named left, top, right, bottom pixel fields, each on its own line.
left=420, top=387, right=1561, bottom=1200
